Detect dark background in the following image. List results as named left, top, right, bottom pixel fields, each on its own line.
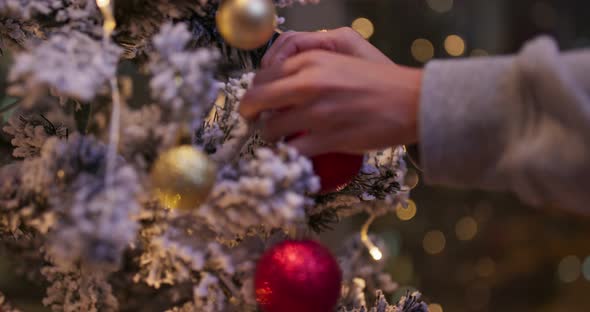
left=282, top=1, right=590, bottom=311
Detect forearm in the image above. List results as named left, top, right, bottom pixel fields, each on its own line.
left=419, top=36, right=590, bottom=214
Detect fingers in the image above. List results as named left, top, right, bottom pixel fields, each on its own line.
left=288, top=128, right=357, bottom=157
left=262, top=31, right=336, bottom=68
left=261, top=31, right=298, bottom=68
left=240, top=77, right=299, bottom=120
left=262, top=105, right=310, bottom=142
left=261, top=101, right=338, bottom=142
left=288, top=121, right=396, bottom=157
left=252, top=61, right=295, bottom=86
left=242, top=51, right=332, bottom=120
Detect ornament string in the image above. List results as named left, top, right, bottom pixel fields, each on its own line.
left=403, top=145, right=422, bottom=172
left=96, top=0, right=121, bottom=190
left=360, top=214, right=383, bottom=261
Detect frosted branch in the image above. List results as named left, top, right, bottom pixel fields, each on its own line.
left=8, top=31, right=121, bottom=106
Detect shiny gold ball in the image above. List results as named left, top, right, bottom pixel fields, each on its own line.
left=216, top=0, right=277, bottom=50
left=150, top=146, right=217, bottom=211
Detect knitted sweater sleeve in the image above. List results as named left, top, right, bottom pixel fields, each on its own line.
left=419, top=36, right=590, bottom=214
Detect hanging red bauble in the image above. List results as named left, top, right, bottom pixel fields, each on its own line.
left=254, top=240, right=342, bottom=312
left=312, top=152, right=364, bottom=194
left=287, top=132, right=363, bottom=194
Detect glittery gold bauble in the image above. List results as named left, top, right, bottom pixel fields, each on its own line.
left=150, top=146, right=216, bottom=211
left=216, top=0, right=277, bottom=50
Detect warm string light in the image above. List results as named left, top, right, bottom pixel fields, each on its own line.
left=360, top=214, right=383, bottom=261
left=96, top=0, right=116, bottom=39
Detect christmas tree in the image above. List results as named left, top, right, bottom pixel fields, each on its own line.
left=0, top=0, right=427, bottom=311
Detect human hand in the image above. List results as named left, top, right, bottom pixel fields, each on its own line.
left=240, top=50, right=423, bottom=156
left=262, top=27, right=393, bottom=68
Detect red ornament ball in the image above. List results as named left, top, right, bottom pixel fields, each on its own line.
left=286, top=132, right=363, bottom=194
left=255, top=240, right=342, bottom=312
left=312, top=153, right=364, bottom=194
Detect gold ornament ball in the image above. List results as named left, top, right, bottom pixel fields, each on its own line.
left=216, top=0, right=277, bottom=50
left=150, top=145, right=217, bottom=211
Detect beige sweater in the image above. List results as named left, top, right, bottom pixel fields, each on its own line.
left=420, top=37, right=590, bottom=214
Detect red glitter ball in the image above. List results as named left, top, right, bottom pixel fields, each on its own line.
left=254, top=240, right=342, bottom=312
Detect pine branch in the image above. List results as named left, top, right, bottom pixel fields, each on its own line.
left=307, top=206, right=340, bottom=233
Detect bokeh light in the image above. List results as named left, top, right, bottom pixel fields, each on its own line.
left=426, top=0, right=453, bottom=13
left=396, top=200, right=417, bottom=221
left=455, top=217, right=478, bottom=241
left=428, top=303, right=444, bottom=312
left=582, top=256, right=590, bottom=280
left=352, top=17, right=375, bottom=39
left=471, top=49, right=489, bottom=57
left=411, top=38, right=435, bottom=63
left=444, top=35, right=465, bottom=56
left=423, top=230, right=446, bottom=255
left=558, top=256, right=581, bottom=283
left=476, top=257, right=496, bottom=278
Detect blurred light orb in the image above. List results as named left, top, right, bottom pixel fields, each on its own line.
left=471, top=49, right=489, bottom=57
left=476, top=257, right=496, bottom=277
left=426, top=0, right=453, bottom=13
left=558, top=255, right=581, bottom=283
left=455, top=216, right=478, bottom=241
left=396, top=200, right=417, bottom=221
left=583, top=256, right=590, bottom=280
left=444, top=35, right=465, bottom=56
left=352, top=17, right=375, bottom=39
left=411, top=38, right=434, bottom=63
left=428, top=303, right=444, bottom=312
left=423, top=230, right=446, bottom=255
